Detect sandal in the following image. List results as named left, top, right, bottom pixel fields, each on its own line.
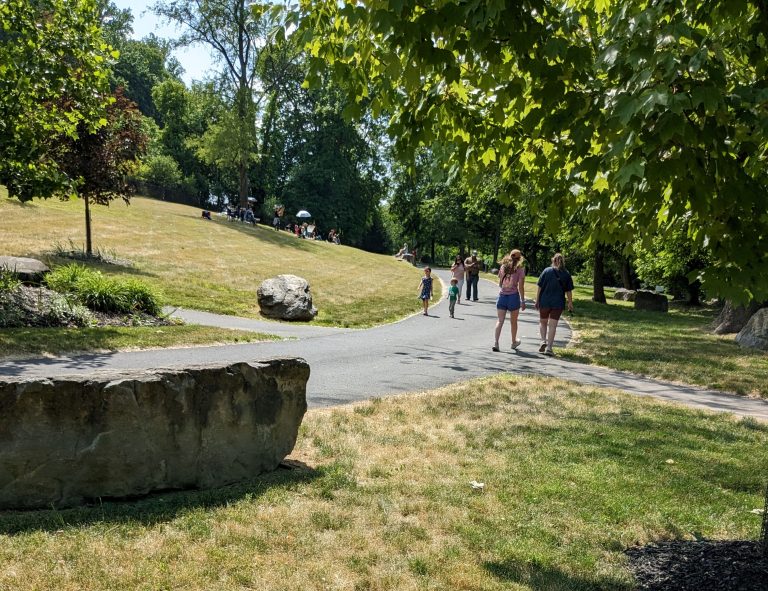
left=492, top=346, right=500, bottom=352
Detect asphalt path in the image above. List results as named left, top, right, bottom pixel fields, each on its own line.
left=3, top=269, right=768, bottom=420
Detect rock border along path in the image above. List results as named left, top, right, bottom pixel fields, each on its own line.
left=2, top=269, right=767, bottom=420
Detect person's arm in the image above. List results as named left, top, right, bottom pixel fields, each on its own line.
left=519, top=272, right=526, bottom=310
left=535, top=285, right=541, bottom=309
left=566, top=290, right=573, bottom=312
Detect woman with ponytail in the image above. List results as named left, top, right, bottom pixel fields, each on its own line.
left=492, top=249, right=526, bottom=352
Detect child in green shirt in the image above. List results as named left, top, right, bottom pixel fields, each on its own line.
left=448, top=277, right=459, bottom=318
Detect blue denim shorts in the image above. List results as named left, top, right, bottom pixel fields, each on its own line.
left=496, top=293, right=521, bottom=311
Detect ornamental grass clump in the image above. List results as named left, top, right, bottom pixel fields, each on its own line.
left=46, top=264, right=161, bottom=315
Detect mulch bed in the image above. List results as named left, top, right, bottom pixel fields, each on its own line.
left=625, top=540, right=768, bottom=590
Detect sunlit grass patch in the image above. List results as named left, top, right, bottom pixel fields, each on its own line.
left=555, top=282, right=768, bottom=398
left=2, top=375, right=763, bottom=590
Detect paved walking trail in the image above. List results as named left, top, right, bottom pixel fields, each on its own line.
left=2, top=270, right=767, bottom=420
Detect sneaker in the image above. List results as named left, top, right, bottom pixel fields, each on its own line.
left=544, top=348, right=554, bottom=356
left=512, top=339, right=522, bottom=350
left=492, top=345, right=500, bottom=352
left=538, top=342, right=547, bottom=353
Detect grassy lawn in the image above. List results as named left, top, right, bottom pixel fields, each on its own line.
left=0, top=194, right=433, bottom=328
left=555, top=283, right=768, bottom=398
left=0, top=375, right=764, bottom=590
left=0, top=325, right=277, bottom=358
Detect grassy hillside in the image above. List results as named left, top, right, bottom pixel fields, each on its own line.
left=0, top=195, right=431, bottom=327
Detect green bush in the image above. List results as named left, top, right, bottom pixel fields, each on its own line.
left=0, top=268, right=21, bottom=292
left=45, top=264, right=161, bottom=315
left=123, top=279, right=161, bottom=316
left=44, top=263, right=90, bottom=294
left=76, top=273, right=130, bottom=313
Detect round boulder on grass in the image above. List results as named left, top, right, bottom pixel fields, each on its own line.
left=634, top=290, right=668, bottom=312
left=0, top=256, right=49, bottom=284
left=735, top=308, right=768, bottom=351
left=257, top=274, right=318, bottom=321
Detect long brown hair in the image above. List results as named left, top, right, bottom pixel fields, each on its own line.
left=552, top=253, right=565, bottom=270
left=501, top=249, right=525, bottom=274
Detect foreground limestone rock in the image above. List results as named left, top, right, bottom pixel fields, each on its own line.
left=735, top=308, right=768, bottom=351
left=0, top=359, right=309, bottom=509
left=0, top=256, right=49, bottom=284
left=634, top=290, right=668, bottom=312
left=258, top=274, right=318, bottom=321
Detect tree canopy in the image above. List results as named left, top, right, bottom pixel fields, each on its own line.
left=0, top=0, right=113, bottom=200
left=297, top=0, right=768, bottom=301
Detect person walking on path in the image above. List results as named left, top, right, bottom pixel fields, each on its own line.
left=448, top=277, right=459, bottom=318
left=450, top=255, right=465, bottom=304
left=535, top=252, right=574, bottom=356
left=418, top=267, right=434, bottom=316
left=493, top=249, right=526, bottom=351
left=464, top=250, right=481, bottom=301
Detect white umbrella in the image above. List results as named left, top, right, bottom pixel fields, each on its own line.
left=296, top=210, right=312, bottom=218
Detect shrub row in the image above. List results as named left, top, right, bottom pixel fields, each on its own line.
left=45, top=264, right=161, bottom=315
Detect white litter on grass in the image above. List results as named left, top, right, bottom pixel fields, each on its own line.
left=470, top=480, right=485, bottom=491
left=750, top=508, right=764, bottom=515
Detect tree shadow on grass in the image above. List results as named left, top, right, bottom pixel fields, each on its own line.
left=39, top=254, right=159, bottom=278
left=210, top=218, right=324, bottom=253
left=484, top=557, right=631, bottom=590
left=0, top=464, right=319, bottom=536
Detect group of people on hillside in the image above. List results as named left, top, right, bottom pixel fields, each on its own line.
left=418, top=250, right=574, bottom=356
left=273, top=220, right=340, bottom=244
left=226, top=205, right=257, bottom=224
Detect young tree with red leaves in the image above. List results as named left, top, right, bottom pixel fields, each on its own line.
left=57, top=90, right=148, bottom=255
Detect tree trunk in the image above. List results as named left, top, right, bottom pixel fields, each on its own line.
left=238, top=153, right=249, bottom=208
left=430, top=238, right=435, bottom=263
left=84, top=194, right=92, bottom=256
left=593, top=246, right=607, bottom=303
left=713, top=299, right=766, bottom=334
left=687, top=281, right=702, bottom=306
left=620, top=256, right=633, bottom=289
left=492, top=222, right=501, bottom=268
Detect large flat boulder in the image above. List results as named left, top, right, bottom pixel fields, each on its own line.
left=0, top=359, right=309, bottom=509
left=0, top=256, right=49, bottom=284
left=634, top=290, right=669, bottom=312
left=258, top=274, right=318, bottom=321
left=735, top=308, right=768, bottom=351
left=614, top=288, right=636, bottom=301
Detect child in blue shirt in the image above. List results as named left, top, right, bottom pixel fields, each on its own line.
left=418, top=267, right=434, bottom=316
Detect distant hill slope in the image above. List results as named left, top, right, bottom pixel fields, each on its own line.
left=0, top=194, right=432, bottom=327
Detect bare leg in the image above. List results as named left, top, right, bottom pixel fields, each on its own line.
left=546, top=318, right=559, bottom=348
left=539, top=319, right=547, bottom=342
left=510, top=309, right=520, bottom=344
left=423, top=299, right=429, bottom=315
left=494, top=308, right=506, bottom=348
